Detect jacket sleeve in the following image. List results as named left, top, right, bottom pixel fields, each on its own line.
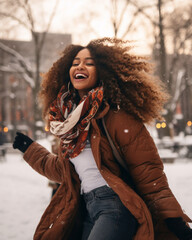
left=23, top=141, right=63, bottom=183
left=111, top=111, right=190, bottom=221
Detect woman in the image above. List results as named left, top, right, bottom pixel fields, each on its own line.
left=13, top=38, right=192, bottom=240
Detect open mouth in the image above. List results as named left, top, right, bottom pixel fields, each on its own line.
left=74, top=73, right=88, bottom=79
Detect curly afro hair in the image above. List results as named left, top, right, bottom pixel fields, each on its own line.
left=39, top=37, right=169, bottom=124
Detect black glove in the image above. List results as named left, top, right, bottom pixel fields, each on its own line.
left=13, top=132, right=33, bottom=153
left=165, top=217, right=192, bottom=240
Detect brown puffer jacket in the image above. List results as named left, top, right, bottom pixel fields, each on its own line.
left=23, top=104, right=191, bottom=240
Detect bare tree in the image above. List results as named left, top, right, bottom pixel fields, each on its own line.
left=166, top=4, right=192, bottom=88
left=0, top=0, right=60, bottom=138
left=110, top=0, right=130, bottom=38
left=157, top=0, right=166, bottom=83
left=109, top=0, right=154, bottom=39
left=165, top=4, right=192, bottom=133
left=140, top=0, right=192, bottom=136
left=107, top=0, right=167, bottom=86
left=128, top=0, right=168, bottom=83
left=107, top=0, right=192, bottom=136
left=0, top=42, right=34, bottom=88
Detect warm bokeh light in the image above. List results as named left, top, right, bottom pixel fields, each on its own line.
left=156, top=123, right=161, bottom=129
left=45, top=126, right=49, bottom=132
left=3, top=127, right=8, bottom=132
left=187, top=121, right=192, bottom=127
left=161, top=122, right=166, bottom=128
left=156, top=122, right=167, bottom=129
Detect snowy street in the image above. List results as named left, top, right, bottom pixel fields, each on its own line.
left=0, top=152, right=192, bottom=240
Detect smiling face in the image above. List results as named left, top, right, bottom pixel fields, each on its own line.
left=69, top=48, right=98, bottom=98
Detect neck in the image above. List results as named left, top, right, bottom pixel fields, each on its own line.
left=78, top=89, right=89, bottom=99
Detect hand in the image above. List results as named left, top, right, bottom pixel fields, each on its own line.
left=165, top=217, right=192, bottom=240
left=13, top=132, right=33, bottom=153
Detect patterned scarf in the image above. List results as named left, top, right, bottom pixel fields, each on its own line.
left=49, top=85, right=103, bottom=160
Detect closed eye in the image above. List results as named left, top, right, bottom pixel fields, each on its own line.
left=86, top=62, right=95, bottom=66
left=71, top=63, right=94, bottom=67
left=72, top=63, right=79, bottom=66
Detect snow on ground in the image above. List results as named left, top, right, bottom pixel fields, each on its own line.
left=0, top=152, right=51, bottom=240
left=0, top=151, right=192, bottom=240
left=163, top=160, right=192, bottom=223
left=0, top=139, right=52, bottom=240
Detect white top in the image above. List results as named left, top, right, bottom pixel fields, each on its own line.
left=70, top=138, right=108, bottom=194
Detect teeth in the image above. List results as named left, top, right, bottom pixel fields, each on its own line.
left=75, top=73, right=87, bottom=79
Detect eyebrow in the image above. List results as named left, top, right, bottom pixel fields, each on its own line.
left=73, top=57, right=94, bottom=60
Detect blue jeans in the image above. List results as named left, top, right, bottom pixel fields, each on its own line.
left=82, top=186, right=138, bottom=240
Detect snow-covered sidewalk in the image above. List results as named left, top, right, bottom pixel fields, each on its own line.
left=0, top=153, right=192, bottom=240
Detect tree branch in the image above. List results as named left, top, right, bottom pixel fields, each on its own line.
left=39, top=0, right=60, bottom=51
left=0, top=41, right=34, bottom=88
left=0, top=11, right=29, bottom=29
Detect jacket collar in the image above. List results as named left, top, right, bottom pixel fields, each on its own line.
left=95, top=101, right=110, bottom=119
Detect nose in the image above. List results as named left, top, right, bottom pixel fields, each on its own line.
left=76, top=62, right=85, bottom=70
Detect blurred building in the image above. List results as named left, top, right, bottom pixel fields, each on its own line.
left=155, top=54, right=192, bottom=137
left=168, top=54, right=192, bottom=135
left=0, top=33, right=71, bottom=142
